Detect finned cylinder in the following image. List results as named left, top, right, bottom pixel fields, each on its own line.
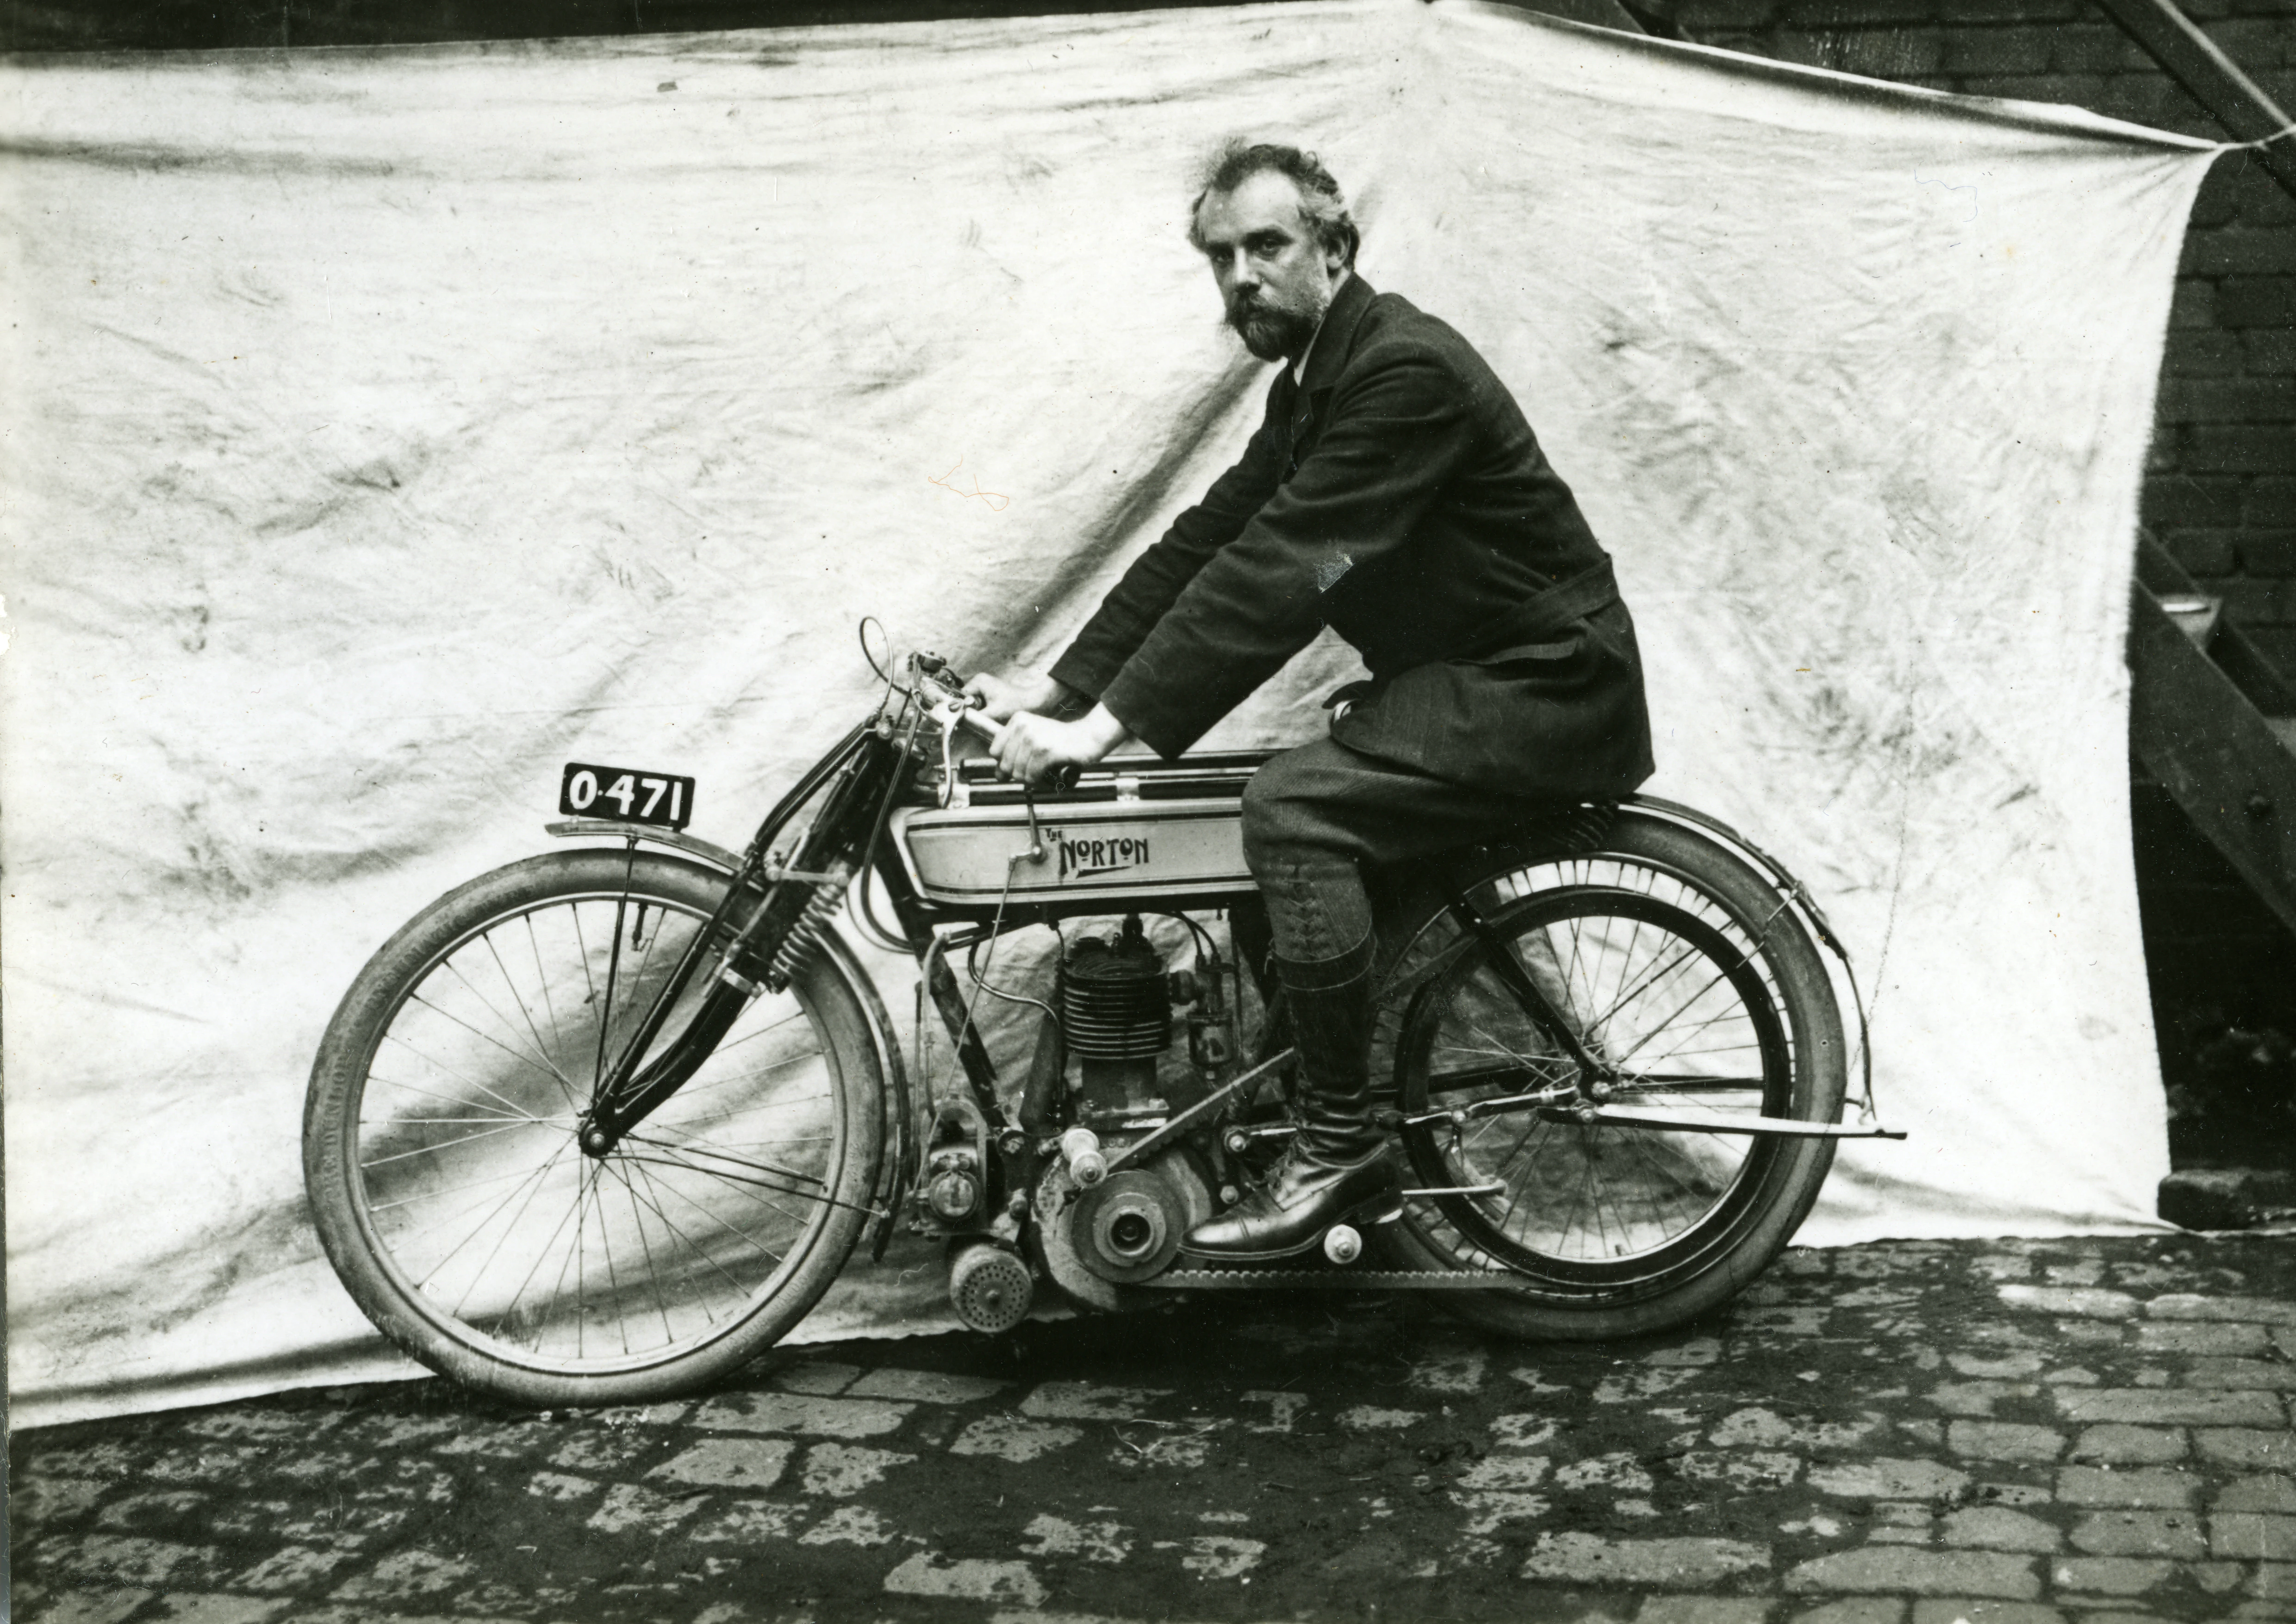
left=1060, top=932, right=1170, bottom=1060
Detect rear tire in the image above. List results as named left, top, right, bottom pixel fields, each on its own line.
left=303, top=849, right=885, bottom=1405
left=1377, top=813, right=1845, bottom=1340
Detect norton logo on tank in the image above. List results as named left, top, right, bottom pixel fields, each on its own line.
left=891, top=804, right=1250, bottom=901
left=1045, top=828, right=1150, bottom=881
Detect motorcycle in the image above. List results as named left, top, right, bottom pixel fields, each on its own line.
left=303, top=638, right=1898, bottom=1406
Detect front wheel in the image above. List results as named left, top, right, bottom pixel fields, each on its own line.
left=303, top=848, right=886, bottom=1406
left=1379, top=813, right=1846, bottom=1340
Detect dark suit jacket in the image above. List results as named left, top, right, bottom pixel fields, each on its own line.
left=1049, top=273, right=1653, bottom=799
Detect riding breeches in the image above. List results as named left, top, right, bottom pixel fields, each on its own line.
left=1238, top=734, right=1574, bottom=976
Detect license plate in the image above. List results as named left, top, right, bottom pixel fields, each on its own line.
left=558, top=762, right=696, bottom=830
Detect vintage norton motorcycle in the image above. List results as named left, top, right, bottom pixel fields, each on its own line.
left=303, top=641, right=1897, bottom=1407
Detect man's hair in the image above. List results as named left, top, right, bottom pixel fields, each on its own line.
left=1186, top=141, right=1360, bottom=268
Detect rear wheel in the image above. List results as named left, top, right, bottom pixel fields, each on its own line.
left=303, top=849, right=885, bottom=1405
left=1379, top=814, right=1844, bottom=1339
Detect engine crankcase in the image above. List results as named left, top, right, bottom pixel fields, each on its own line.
left=1034, top=1145, right=1215, bottom=1310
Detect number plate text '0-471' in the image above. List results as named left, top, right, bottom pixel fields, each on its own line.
left=558, top=763, right=696, bottom=830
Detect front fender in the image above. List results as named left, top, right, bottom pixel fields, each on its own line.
left=544, top=818, right=748, bottom=875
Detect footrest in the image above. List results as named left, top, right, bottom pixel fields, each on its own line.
left=1141, top=1268, right=1520, bottom=1291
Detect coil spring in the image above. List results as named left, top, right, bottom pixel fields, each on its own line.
left=762, top=867, right=850, bottom=991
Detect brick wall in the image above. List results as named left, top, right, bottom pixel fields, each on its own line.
left=1666, top=0, right=2296, bottom=675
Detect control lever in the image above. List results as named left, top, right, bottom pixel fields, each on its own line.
left=927, top=683, right=1083, bottom=793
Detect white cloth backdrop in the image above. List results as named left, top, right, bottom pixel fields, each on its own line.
left=1, top=0, right=2219, bottom=1425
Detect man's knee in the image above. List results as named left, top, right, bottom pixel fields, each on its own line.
left=1241, top=756, right=1375, bottom=962
left=1240, top=750, right=1335, bottom=872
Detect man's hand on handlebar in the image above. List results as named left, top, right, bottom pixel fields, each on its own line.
left=991, top=704, right=1130, bottom=788
left=961, top=668, right=1070, bottom=724
left=950, top=667, right=1128, bottom=786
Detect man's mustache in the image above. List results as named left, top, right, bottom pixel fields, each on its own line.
left=1227, top=293, right=1269, bottom=327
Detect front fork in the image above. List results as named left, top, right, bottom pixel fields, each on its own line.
left=579, top=979, right=755, bottom=1156
left=574, top=731, right=903, bottom=1159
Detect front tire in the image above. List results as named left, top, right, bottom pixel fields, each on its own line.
left=1379, top=814, right=1846, bottom=1340
left=303, top=849, right=885, bottom=1405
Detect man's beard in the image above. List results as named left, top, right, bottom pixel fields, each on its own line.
left=1227, top=292, right=1324, bottom=363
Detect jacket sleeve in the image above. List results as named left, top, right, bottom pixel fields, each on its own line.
left=1099, top=346, right=1482, bottom=757
left=1047, top=378, right=1291, bottom=703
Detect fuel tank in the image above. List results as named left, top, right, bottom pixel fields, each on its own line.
left=890, top=797, right=1252, bottom=905
left=891, top=751, right=1265, bottom=906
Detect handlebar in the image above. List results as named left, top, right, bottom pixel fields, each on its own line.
left=914, top=664, right=1083, bottom=793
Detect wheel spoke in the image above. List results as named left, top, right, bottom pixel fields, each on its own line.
left=1600, top=928, right=1773, bottom=1074
left=638, top=1148, right=826, bottom=1249
left=368, top=1158, right=566, bottom=1217
left=1610, top=1075, right=1767, bottom=1094
left=360, top=1117, right=563, bottom=1170
left=427, top=1135, right=580, bottom=1311
left=404, top=989, right=577, bottom=1102
left=379, top=1029, right=557, bottom=1126
left=1422, top=1058, right=1576, bottom=1094
left=526, top=911, right=565, bottom=1071
left=608, top=1156, right=676, bottom=1347
left=363, top=1074, right=549, bottom=1123
left=470, top=935, right=581, bottom=1109
left=620, top=1131, right=828, bottom=1190
left=618, top=1149, right=872, bottom=1221
left=610, top=1153, right=775, bottom=1304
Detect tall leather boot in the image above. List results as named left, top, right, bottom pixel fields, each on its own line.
left=1181, top=944, right=1400, bottom=1262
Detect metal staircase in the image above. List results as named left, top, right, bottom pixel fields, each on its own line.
left=2102, top=0, right=2296, bottom=941
left=2131, top=534, right=2296, bottom=938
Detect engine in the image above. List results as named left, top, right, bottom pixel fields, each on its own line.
left=933, top=914, right=1238, bottom=1328
left=1027, top=917, right=1228, bottom=1312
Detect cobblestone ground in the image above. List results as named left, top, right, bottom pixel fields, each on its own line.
left=13, top=1235, right=2296, bottom=1624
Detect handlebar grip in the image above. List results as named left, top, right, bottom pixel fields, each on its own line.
left=954, top=706, right=1084, bottom=793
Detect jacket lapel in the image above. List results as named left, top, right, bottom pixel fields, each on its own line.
left=1287, top=272, right=1376, bottom=473
left=1286, top=377, right=1314, bottom=476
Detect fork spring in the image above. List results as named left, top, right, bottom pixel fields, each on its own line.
left=762, top=870, right=850, bottom=992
